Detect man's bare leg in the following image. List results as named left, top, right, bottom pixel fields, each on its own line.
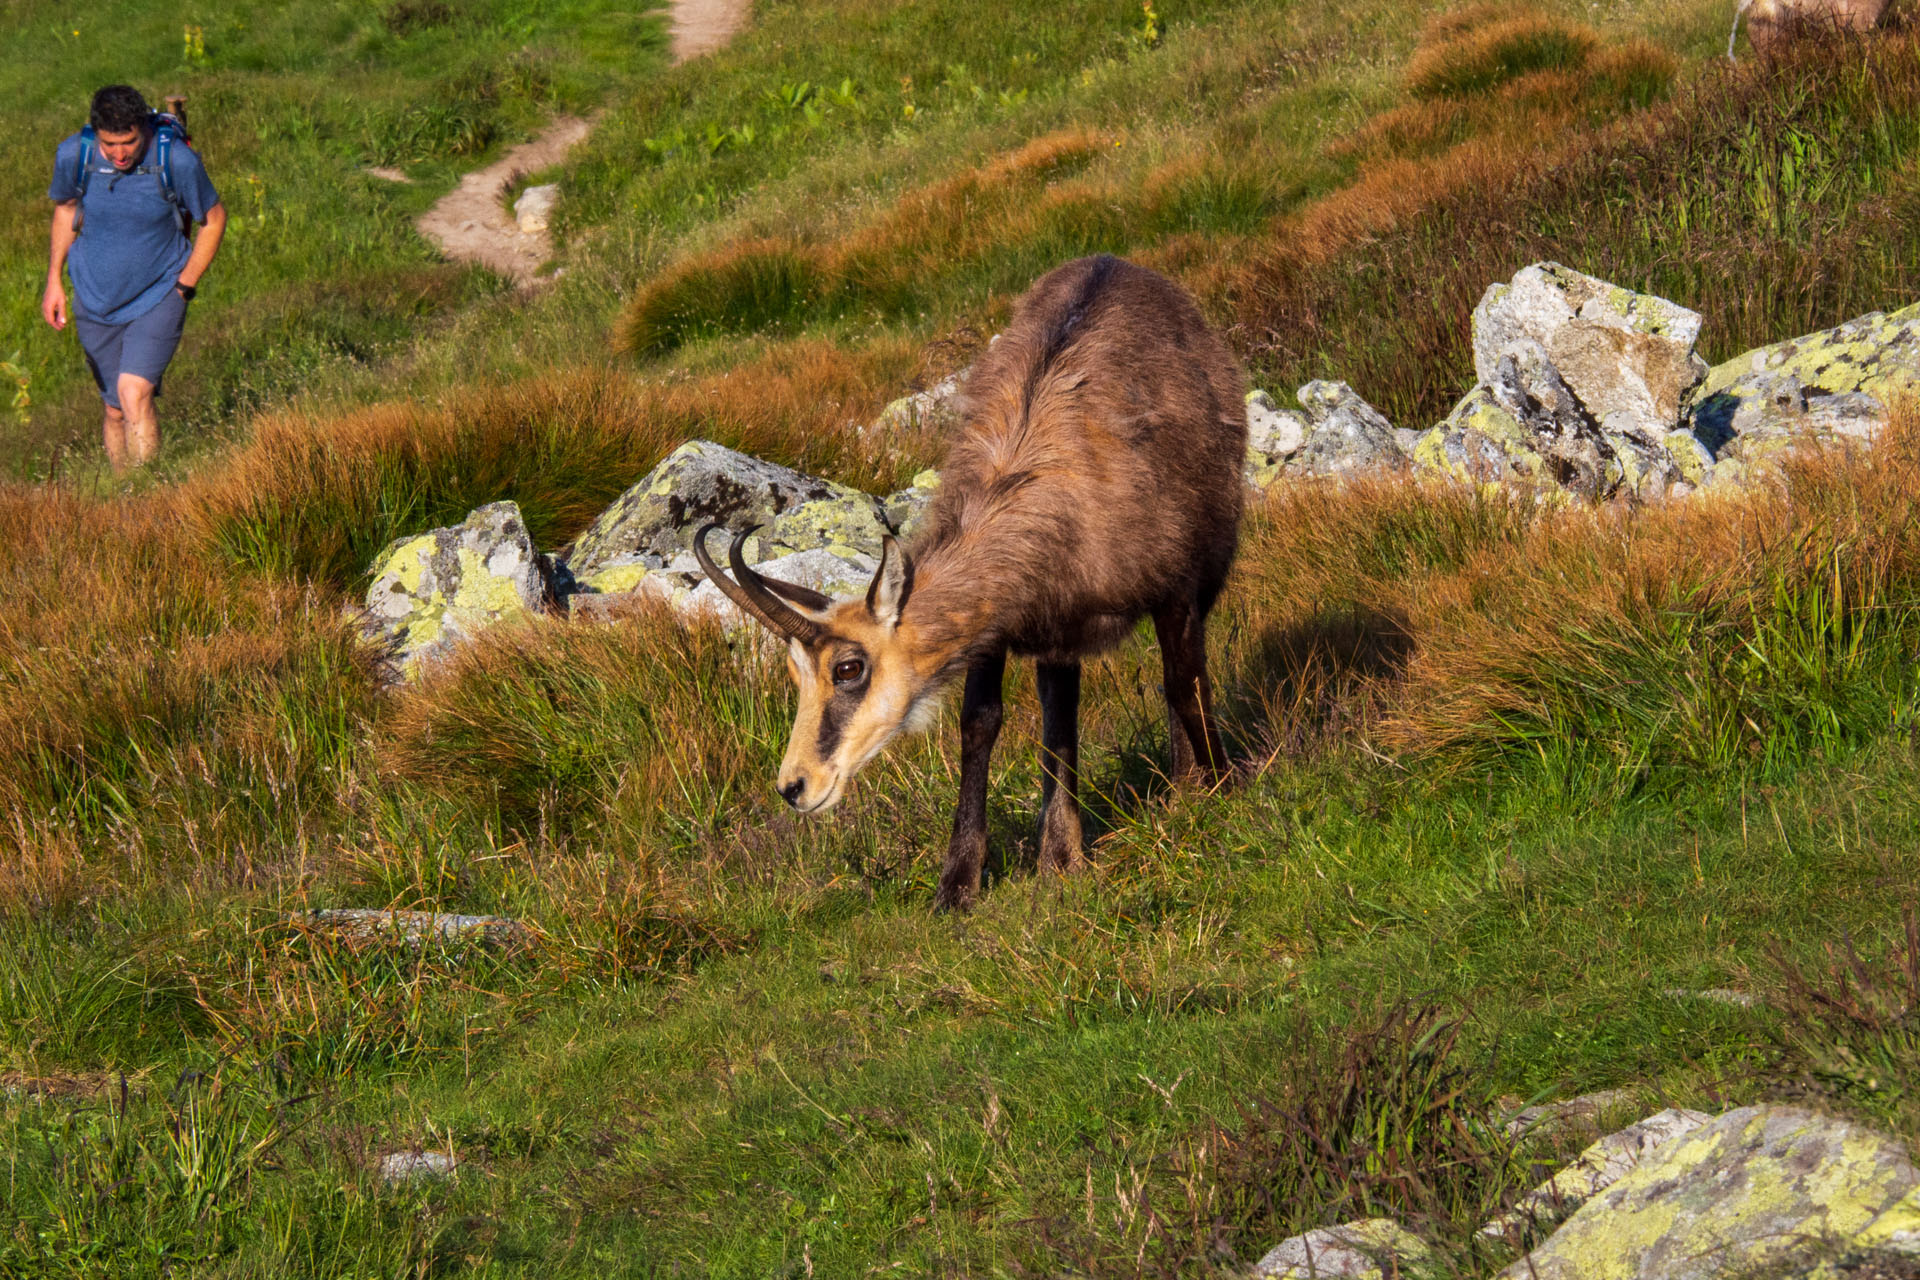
left=101, top=402, right=129, bottom=472
left=115, top=374, right=159, bottom=468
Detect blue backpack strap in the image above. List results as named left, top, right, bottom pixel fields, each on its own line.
left=151, top=121, right=192, bottom=235
left=75, top=124, right=95, bottom=198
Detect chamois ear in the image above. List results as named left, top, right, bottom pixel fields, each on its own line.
left=866, top=536, right=913, bottom=628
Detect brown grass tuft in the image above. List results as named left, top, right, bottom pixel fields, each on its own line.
left=1405, top=11, right=1600, bottom=100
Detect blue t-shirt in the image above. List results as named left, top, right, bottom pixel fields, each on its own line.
left=49, top=129, right=219, bottom=325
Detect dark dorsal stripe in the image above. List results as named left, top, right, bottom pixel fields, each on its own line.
left=1021, top=254, right=1120, bottom=421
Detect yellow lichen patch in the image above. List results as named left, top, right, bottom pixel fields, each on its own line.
left=376, top=535, right=437, bottom=594
left=452, top=548, right=536, bottom=618
left=578, top=563, right=654, bottom=595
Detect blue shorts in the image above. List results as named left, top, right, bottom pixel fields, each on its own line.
left=73, top=289, right=188, bottom=411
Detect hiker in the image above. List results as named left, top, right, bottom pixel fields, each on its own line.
left=41, top=84, right=225, bottom=471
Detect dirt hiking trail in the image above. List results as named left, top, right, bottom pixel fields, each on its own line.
left=415, top=0, right=750, bottom=288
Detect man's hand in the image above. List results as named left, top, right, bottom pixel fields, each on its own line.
left=42, top=280, right=67, bottom=330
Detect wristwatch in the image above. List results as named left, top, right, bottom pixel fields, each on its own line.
left=175, top=282, right=197, bottom=302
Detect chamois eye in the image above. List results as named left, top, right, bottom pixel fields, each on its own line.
left=832, top=657, right=866, bottom=685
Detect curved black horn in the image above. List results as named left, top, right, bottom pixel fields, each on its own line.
left=692, top=524, right=827, bottom=645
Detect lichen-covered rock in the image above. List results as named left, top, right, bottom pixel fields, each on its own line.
left=1416, top=346, right=1684, bottom=499
left=1484, top=1108, right=1712, bottom=1241
left=1474, top=262, right=1706, bottom=446
left=1664, top=430, right=1716, bottom=488
left=362, top=501, right=546, bottom=682
left=564, top=441, right=894, bottom=585
left=1689, top=302, right=1920, bottom=465
left=1499, top=1105, right=1920, bottom=1280
left=1248, top=390, right=1309, bottom=457
left=1289, top=381, right=1406, bottom=476
left=1251, top=1218, right=1430, bottom=1279
left=882, top=469, right=942, bottom=540
left=570, top=546, right=879, bottom=632
left=1245, top=390, right=1310, bottom=490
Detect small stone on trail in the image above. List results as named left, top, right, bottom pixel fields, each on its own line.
left=514, top=183, right=559, bottom=234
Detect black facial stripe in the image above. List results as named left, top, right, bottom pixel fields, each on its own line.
left=816, top=692, right=847, bottom=758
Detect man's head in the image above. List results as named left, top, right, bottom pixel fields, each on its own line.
left=89, top=85, right=152, bottom=171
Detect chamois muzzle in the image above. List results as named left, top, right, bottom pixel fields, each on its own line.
left=692, top=524, right=827, bottom=645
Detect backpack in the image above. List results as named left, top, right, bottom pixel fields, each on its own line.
left=71, top=111, right=195, bottom=238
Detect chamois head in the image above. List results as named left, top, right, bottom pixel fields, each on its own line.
left=694, top=524, right=936, bottom=813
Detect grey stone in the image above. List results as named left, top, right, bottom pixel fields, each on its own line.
left=1252, top=1218, right=1430, bottom=1279
left=513, top=183, right=559, bottom=234
left=1664, top=430, right=1716, bottom=489
left=1499, top=1106, right=1920, bottom=1280
left=1247, top=390, right=1308, bottom=457
left=1289, top=381, right=1407, bottom=477
left=301, top=909, right=530, bottom=948
left=380, top=1150, right=456, bottom=1184
left=1662, top=987, right=1761, bottom=1008
left=361, top=501, right=547, bottom=682
left=1473, top=262, right=1706, bottom=446
left=564, top=441, right=893, bottom=587
left=1245, top=390, right=1311, bottom=491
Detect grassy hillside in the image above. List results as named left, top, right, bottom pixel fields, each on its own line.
left=7, top=0, right=1920, bottom=1275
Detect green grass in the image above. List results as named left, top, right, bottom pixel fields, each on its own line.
left=10, top=0, right=1920, bottom=1275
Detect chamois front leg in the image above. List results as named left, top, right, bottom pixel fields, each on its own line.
left=1035, top=660, right=1085, bottom=874
left=935, top=648, right=1007, bottom=912
left=1153, top=599, right=1228, bottom=784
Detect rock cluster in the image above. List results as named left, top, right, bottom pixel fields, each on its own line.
left=359, top=267, right=1919, bottom=681
left=1251, top=265, right=1916, bottom=499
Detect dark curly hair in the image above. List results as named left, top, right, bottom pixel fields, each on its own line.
left=89, top=85, right=151, bottom=134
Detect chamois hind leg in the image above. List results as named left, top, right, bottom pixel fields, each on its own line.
left=1035, top=660, right=1085, bottom=874
left=1153, top=598, right=1228, bottom=785
left=935, top=648, right=1007, bottom=912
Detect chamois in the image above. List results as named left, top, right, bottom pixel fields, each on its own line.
left=698, top=255, right=1247, bottom=910
left=1733, top=0, right=1888, bottom=55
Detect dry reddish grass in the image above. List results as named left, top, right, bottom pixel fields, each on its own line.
left=1404, top=11, right=1599, bottom=99
left=0, top=485, right=366, bottom=906
left=185, top=336, right=927, bottom=586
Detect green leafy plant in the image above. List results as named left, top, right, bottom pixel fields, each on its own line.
left=0, top=351, right=30, bottom=427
